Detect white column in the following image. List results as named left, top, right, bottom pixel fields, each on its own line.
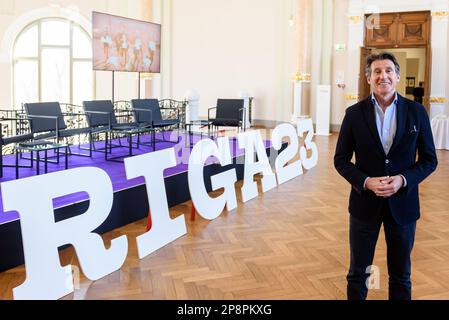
left=184, top=89, right=199, bottom=122
left=291, top=0, right=312, bottom=123
left=311, top=0, right=334, bottom=123
left=150, top=0, right=162, bottom=99
left=310, top=0, right=323, bottom=123
left=346, top=0, right=365, bottom=108
left=430, top=9, right=449, bottom=118
left=238, top=90, right=251, bottom=129
left=160, top=0, right=172, bottom=99
left=291, top=78, right=311, bottom=123
left=292, top=80, right=303, bottom=122
left=316, top=85, right=331, bottom=136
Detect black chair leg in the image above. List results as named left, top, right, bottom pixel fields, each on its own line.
left=89, top=133, right=93, bottom=157
left=15, top=150, right=19, bottom=179
left=0, top=145, right=3, bottom=178
left=105, top=132, right=109, bottom=160
left=153, top=130, right=156, bottom=152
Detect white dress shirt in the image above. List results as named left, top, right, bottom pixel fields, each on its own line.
left=363, top=92, right=407, bottom=189
left=372, top=93, right=397, bottom=155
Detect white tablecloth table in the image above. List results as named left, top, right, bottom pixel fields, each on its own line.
left=431, top=116, right=449, bottom=150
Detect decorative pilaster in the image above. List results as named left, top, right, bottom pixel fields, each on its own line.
left=430, top=6, right=449, bottom=118
left=291, top=0, right=313, bottom=123
left=346, top=1, right=364, bottom=108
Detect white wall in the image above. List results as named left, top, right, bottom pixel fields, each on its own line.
left=169, top=0, right=295, bottom=123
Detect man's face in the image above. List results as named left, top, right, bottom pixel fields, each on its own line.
left=367, top=59, right=400, bottom=97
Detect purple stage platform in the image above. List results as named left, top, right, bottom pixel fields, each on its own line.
left=0, top=131, right=271, bottom=226
left=0, top=130, right=279, bottom=272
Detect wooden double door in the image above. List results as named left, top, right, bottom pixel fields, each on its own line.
left=359, top=11, right=431, bottom=112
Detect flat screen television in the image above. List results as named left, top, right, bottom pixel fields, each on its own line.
left=92, top=11, right=161, bottom=73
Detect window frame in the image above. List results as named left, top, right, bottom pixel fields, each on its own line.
left=12, top=17, right=95, bottom=108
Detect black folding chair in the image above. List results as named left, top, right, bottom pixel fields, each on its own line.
left=82, top=100, right=154, bottom=161
left=23, top=102, right=92, bottom=157
left=0, top=118, right=34, bottom=178
left=131, top=98, right=180, bottom=146
left=208, top=99, right=245, bottom=134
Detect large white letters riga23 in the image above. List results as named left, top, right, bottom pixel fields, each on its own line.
left=297, top=118, right=318, bottom=170
left=124, top=148, right=187, bottom=259
left=238, top=130, right=277, bottom=202
left=272, top=123, right=303, bottom=184
left=0, top=120, right=317, bottom=299
left=1, top=167, right=128, bottom=300
left=188, top=137, right=237, bottom=220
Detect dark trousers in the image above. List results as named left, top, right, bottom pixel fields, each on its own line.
left=347, top=201, right=416, bottom=300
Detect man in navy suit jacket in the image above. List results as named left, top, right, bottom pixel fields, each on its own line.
left=334, top=52, right=437, bottom=300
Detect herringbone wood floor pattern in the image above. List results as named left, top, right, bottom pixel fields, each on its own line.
left=1, top=134, right=448, bottom=300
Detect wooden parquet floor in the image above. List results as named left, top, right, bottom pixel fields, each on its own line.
left=1, top=134, right=448, bottom=300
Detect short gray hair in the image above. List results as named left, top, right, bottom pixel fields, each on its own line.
left=365, top=52, right=400, bottom=77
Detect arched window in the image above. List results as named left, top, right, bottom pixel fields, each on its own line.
left=13, top=18, right=94, bottom=108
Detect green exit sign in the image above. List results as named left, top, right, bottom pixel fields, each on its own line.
left=335, top=43, right=346, bottom=52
